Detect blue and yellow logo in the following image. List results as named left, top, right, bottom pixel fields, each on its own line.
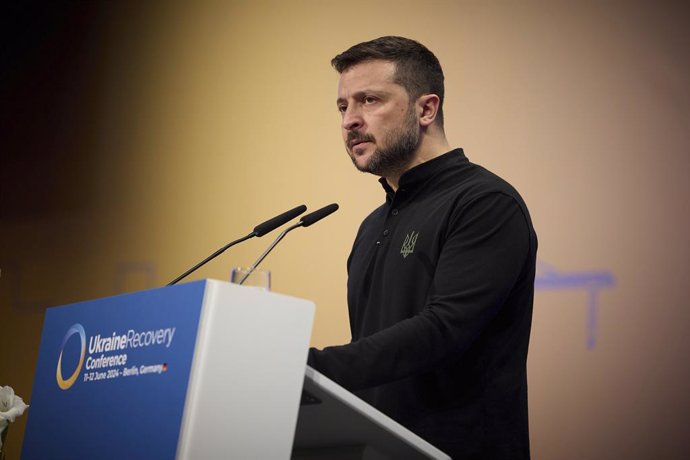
left=56, top=323, right=86, bottom=390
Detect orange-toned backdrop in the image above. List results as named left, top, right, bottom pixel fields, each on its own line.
left=1, top=1, right=688, bottom=459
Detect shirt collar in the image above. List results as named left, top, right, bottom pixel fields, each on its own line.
left=378, top=148, right=467, bottom=197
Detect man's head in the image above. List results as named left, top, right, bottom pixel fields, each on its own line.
left=333, top=37, right=447, bottom=184
left=332, top=36, right=445, bottom=127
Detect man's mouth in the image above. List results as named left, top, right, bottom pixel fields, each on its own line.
left=348, top=135, right=374, bottom=150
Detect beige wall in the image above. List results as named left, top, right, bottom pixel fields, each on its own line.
left=1, top=1, right=688, bottom=458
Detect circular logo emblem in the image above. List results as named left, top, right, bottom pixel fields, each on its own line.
left=56, top=324, right=86, bottom=390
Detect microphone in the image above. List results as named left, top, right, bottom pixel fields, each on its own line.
left=237, top=203, right=339, bottom=285
left=167, top=204, right=307, bottom=286
left=299, top=203, right=339, bottom=227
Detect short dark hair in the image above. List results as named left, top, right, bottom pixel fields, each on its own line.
left=331, top=36, right=445, bottom=126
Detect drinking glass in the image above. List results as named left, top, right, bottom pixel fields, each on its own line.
left=230, top=267, right=271, bottom=291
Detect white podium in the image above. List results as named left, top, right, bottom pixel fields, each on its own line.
left=175, top=281, right=315, bottom=459
left=22, top=279, right=449, bottom=460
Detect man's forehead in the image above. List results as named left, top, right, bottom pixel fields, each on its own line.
left=337, top=60, right=399, bottom=95
left=340, top=60, right=396, bottom=82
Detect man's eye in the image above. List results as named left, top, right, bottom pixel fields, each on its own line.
left=337, top=105, right=347, bottom=113
left=364, top=96, right=377, bottom=104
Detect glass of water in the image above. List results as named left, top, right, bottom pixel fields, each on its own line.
left=230, top=267, right=271, bottom=291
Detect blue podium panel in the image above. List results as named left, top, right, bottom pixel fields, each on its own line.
left=22, top=281, right=207, bottom=460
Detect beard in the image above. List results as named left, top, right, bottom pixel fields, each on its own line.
left=347, top=105, right=420, bottom=177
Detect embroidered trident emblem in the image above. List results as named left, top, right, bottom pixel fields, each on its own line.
left=400, top=231, right=419, bottom=258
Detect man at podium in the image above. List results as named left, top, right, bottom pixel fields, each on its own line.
left=308, top=36, right=537, bottom=460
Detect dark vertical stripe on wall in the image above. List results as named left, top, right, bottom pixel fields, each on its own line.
left=0, top=2, right=110, bottom=220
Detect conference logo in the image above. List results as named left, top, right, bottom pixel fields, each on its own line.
left=56, top=323, right=86, bottom=390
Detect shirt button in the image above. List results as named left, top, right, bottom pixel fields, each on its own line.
left=383, top=229, right=390, bottom=237
left=391, top=209, right=399, bottom=216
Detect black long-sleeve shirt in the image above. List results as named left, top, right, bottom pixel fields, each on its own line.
left=308, top=149, right=537, bottom=459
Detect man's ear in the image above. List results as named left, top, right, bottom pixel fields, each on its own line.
left=417, top=94, right=441, bottom=127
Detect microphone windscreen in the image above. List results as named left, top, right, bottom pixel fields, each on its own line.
left=253, top=204, right=307, bottom=236
left=300, top=203, right=339, bottom=227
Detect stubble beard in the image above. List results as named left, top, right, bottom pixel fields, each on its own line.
left=349, top=106, right=420, bottom=178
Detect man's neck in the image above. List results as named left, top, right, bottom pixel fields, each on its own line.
left=384, top=135, right=451, bottom=191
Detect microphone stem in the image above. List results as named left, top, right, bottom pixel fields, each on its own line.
left=168, top=231, right=256, bottom=286
left=238, top=223, right=303, bottom=285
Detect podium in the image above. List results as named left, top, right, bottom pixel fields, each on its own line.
left=22, top=280, right=449, bottom=459
left=295, top=367, right=450, bottom=460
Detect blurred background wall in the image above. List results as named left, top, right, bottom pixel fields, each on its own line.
left=1, top=1, right=688, bottom=458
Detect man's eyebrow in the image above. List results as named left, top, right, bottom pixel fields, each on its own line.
left=336, top=90, right=389, bottom=104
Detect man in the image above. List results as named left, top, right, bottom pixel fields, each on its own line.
left=308, top=36, right=537, bottom=459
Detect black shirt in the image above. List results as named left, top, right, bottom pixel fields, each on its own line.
left=308, top=149, right=537, bottom=459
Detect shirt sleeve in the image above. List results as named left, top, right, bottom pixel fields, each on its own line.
left=307, top=191, right=534, bottom=391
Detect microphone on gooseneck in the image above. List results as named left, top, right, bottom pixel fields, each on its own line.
left=237, top=203, right=339, bottom=285
left=298, top=203, right=340, bottom=227
left=167, top=204, right=307, bottom=286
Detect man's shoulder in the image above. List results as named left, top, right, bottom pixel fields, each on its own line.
left=439, top=159, right=525, bottom=204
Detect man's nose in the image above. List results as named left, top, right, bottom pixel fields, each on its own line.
left=342, top=106, right=363, bottom=131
